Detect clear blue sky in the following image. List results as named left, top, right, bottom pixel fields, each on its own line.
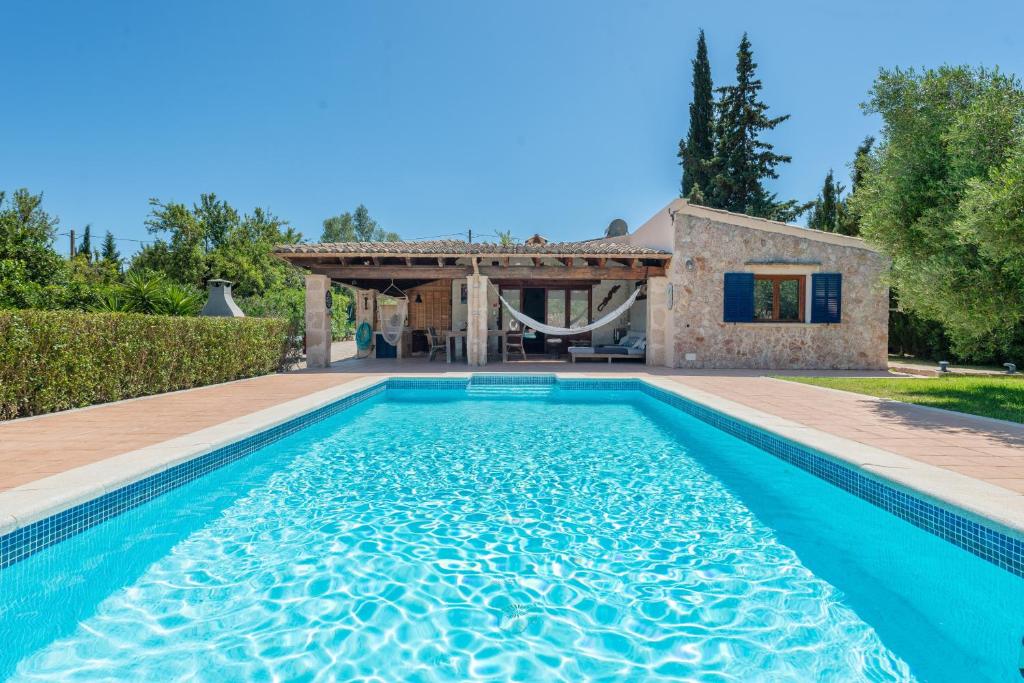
left=3, top=0, right=1023, bottom=254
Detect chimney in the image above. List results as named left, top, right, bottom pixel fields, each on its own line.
left=201, top=279, right=245, bottom=317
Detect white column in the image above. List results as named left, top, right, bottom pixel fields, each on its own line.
left=466, top=274, right=489, bottom=366
left=645, top=276, right=675, bottom=368
left=305, top=274, right=332, bottom=369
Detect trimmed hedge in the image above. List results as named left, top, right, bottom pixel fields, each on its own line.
left=0, top=310, right=290, bottom=419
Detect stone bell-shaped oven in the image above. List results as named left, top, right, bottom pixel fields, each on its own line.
left=200, top=278, right=245, bottom=317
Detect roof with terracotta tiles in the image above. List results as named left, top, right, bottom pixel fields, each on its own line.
left=274, top=239, right=669, bottom=257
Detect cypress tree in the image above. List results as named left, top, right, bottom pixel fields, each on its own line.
left=77, top=224, right=92, bottom=261
left=833, top=136, right=875, bottom=236
left=679, top=30, right=714, bottom=200
left=707, top=33, right=793, bottom=217
left=807, top=169, right=841, bottom=232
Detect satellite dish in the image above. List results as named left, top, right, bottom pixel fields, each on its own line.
left=605, top=218, right=628, bottom=238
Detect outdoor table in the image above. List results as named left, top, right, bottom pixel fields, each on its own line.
left=443, top=330, right=508, bottom=363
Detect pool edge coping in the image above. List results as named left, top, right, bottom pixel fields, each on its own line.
left=0, top=374, right=392, bottom=537
left=1, top=370, right=1022, bottom=553
left=638, top=376, right=1024, bottom=543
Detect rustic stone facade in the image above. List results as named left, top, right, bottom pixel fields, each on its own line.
left=663, top=210, right=889, bottom=370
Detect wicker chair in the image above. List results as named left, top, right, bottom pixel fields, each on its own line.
left=426, top=327, right=446, bottom=362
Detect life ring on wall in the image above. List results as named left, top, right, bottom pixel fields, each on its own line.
left=355, top=322, right=373, bottom=350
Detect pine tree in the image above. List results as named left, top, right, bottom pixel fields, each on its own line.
left=679, top=30, right=714, bottom=199
left=807, top=170, right=843, bottom=232
left=77, top=224, right=92, bottom=261
left=707, top=33, right=794, bottom=217
left=101, top=230, right=122, bottom=269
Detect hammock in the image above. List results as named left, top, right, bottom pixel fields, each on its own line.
left=499, top=287, right=642, bottom=336
left=376, top=297, right=408, bottom=347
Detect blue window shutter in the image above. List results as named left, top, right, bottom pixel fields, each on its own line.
left=723, top=273, right=754, bottom=322
left=811, top=273, right=842, bottom=323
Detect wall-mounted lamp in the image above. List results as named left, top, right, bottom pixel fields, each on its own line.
left=414, top=293, right=423, bottom=304
left=685, top=257, right=695, bottom=271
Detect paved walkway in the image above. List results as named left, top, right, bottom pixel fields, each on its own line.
left=2, top=358, right=1023, bottom=496
left=667, top=375, right=1024, bottom=494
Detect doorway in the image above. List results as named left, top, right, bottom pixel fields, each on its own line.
left=522, top=287, right=546, bottom=353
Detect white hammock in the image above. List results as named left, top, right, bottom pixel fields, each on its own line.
left=499, top=287, right=642, bottom=336
left=376, top=298, right=408, bottom=347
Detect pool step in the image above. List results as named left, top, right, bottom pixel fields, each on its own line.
left=465, top=385, right=554, bottom=398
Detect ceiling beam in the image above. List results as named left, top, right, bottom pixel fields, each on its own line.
left=480, top=265, right=662, bottom=280
left=313, top=266, right=472, bottom=280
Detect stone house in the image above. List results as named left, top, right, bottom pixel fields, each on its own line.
left=277, top=199, right=888, bottom=370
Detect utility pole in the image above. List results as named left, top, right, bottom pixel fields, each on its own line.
left=467, top=228, right=473, bottom=244
left=69, top=229, right=76, bottom=258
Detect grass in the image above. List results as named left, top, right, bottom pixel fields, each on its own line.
left=779, top=375, right=1024, bottom=424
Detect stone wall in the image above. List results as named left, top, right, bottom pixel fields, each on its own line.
left=666, top=213, right=888, bottom=370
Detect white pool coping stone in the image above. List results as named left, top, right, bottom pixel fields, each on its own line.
left=2, top=372, right=1022, bottom=547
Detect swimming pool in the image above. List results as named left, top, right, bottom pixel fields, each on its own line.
left=1, top=376, right=1022, bottom=681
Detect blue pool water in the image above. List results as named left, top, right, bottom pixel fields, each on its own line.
left=1, top=384, right=1023, bottom=681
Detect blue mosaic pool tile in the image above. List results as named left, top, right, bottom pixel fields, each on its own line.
left=469, top=373, right=556, bottom=386
left=0, top=381, right=387, bottom=569
left=387, top=377, right=467, bottom=390
left=637, top=382, right=1024, bottom=578
left=557, top=378, right=641, bottom=391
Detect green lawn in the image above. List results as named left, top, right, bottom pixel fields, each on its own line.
left=779, top=375, right=1024, bottom=424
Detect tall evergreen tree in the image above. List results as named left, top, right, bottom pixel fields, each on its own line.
left=678, top=30, right=714, bottom=200
left=101, top=230, right=121, bottom=269
left=77, top=224, right=92, bottom=261
left=832, top=136, right=875, bottom=236
left=707, top=33, right=795, bottom=218
left=807, top=169, right=843, bottom=232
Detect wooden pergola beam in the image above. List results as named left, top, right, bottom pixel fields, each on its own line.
left=479, top=265, right=661, bottom=280
left=308, top=263, right=664, bottom=282
left=313, top=266, right=472, bottom=280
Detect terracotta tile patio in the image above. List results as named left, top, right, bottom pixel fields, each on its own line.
left=2, top=357, right=1023, bottom=497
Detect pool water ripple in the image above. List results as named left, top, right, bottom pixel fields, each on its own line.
left=5, top=388, right=1007, bottom=681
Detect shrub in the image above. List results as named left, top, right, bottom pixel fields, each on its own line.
left=0, top=310, right=289, bottom=419
left=237, top=285, right=354, bottom=341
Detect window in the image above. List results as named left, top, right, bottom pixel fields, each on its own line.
left=546, top=289, right=566, bottom=328
left=724, top=272, right=841, bottom=324
left=498, top=288, right=520, bottom=330
left=569, top=289, right=589, bottom=327
left=753, top=275, right=804, bottom=322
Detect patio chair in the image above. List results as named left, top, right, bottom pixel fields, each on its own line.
left=505, top=326, right=527, bottom=361
left=426, top=326, right=446, bottom=362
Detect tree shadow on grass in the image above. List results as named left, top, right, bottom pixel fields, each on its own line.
left=868, top=386, right=1024, bottom=449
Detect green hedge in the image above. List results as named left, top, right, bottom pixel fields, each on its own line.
left=0, top=310, right=290, bottom=419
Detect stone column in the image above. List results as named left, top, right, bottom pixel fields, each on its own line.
left=466, top=274, right=489, bottom=367
left=353, top=288, right=376, bottom=359
left=305, top=274, right=332, bottom=369
left=645, top=276, right=675, bottom=368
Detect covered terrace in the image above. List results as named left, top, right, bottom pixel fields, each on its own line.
left=275, top=238, right=672, bottom=367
